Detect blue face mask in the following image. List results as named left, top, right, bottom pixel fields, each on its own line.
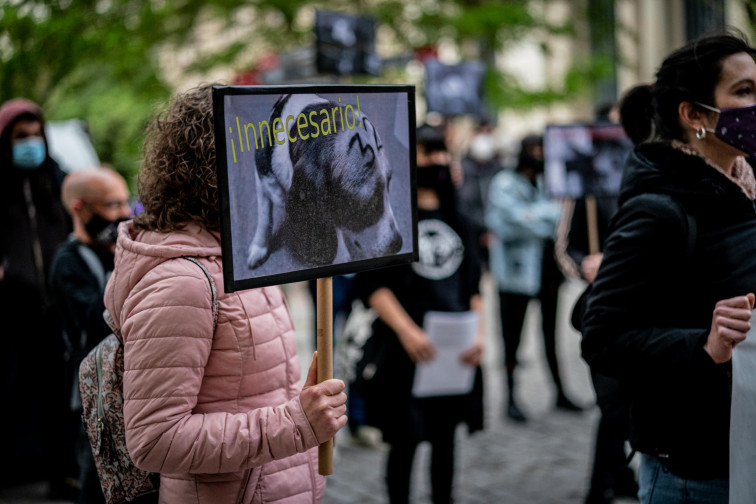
left=12, top=137, right=47, bottom=169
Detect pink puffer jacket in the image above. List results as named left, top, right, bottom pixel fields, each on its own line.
left=104, top=222, right=325, bottom=504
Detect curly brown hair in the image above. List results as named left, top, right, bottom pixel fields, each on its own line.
left=133, top=84, right=220, bottom=232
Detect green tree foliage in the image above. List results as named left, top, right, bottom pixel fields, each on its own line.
left=0, top=0, right=239, bottom=182
left=1, top=0, right=606, bottom=183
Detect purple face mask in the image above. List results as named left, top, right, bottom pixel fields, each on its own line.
left=696, top=102, right=756, bottom=157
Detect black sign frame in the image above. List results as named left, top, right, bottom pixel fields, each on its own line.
left=212, top=84, right=418, bottom=292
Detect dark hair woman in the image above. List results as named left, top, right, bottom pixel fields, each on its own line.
left=582, top=33, right=756, bottom=503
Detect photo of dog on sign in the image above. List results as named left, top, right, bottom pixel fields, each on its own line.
left=215, top=87, right=416, bottom=291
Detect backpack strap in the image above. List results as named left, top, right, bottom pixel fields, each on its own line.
left=102, top=257, right=219, bottom=344
left=181, top=256, right=219, bottom=332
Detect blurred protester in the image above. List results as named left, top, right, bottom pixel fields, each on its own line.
left=0, top=98, right=73, bottom=496
left=307, top=274, right=376, bottom=445
left=487, top=134, right=582, bottom=422
left=582, top=33, right=756, bottom=503
left=355, top=124, right=484, bottom=504
left=555, top=104, right=636, bottom=504
left=50, top=167, right=131, bottom=504
left=102, top=85, right=346, bottom=503
left=458, top=119, right=502, bottom=267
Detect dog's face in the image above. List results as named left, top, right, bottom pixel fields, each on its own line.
left=286, top=103, right=403, bottom=265
left=329, top=117, right=403, bottom=260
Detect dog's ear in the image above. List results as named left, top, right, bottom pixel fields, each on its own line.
left=283, top=159, right=338, bottom=266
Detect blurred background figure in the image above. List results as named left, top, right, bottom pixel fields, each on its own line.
left=49, top=167, right=131, bottom=504
left=0, top=98, right=73, bottom=497
left=355, top=123, right=484, bottom=504
left=555, top=101, right=637, bottom=504
left=487, top=134, right=583, bottom=423
left=458, top=118, right=502, bottom=269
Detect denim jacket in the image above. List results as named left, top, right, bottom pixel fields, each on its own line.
left=486, top=170, right=560, bottom=295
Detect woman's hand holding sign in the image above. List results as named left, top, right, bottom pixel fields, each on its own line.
left=300, top=352, right=348, bottom=444
left=705, top=293, right=755, bottom=364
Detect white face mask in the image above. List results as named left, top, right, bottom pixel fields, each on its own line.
left=469, top=135, right=496, bottom=162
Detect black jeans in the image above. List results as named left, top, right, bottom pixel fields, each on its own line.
left=385, top=413, right=458, bottom=504
left=498, top=282, right=563, bottom=396
left=587, top=370, right=634, bottom=497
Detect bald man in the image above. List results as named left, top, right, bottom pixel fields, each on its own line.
left=49, top=167, right=130, bottom=504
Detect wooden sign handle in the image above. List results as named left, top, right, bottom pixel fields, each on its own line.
left=316, top=277, right=334, bottom=475
left=585, top=194, right=600, bottom=255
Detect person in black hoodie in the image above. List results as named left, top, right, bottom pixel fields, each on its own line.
left=50, top=168, right=131, bottom=504
left=0, top=99, right=73, bottom=495
left=582, top=33, right=756, bottom=503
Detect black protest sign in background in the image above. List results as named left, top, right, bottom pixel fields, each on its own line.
left=315, top=11, right=380, bottom=76
left=424, top=59, right=485, bottom=117
left=544, top=123, right=632, bottom=199
left=212, top=85, right=417, bottom=292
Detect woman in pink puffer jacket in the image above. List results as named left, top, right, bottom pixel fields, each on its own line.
left=103, top=85, right=347, bottom=503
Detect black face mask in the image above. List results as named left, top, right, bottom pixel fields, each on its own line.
left=416, top=164, right=451, bottom=191
left=84, top=213, right=127, bottom=246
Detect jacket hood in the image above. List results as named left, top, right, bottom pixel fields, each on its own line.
left=0, top=98, right=44, bottom=139
left=104, top=221, right=222, bottom=331
left=618, top=142, right=737, bottom=207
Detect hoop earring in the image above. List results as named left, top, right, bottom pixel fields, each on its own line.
left=696, top=127, right=707, bottom=140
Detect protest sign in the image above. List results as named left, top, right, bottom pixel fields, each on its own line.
left=424, top=59, right=485, bottom=117
left=212, top=85, right=418, bottom=293
left=731, top=312, right=756, bottom=503
left=544, top=123, right=632, bottom=199
left=315, top=11, right=380, bottom=76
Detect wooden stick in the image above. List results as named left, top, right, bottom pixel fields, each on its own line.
left=316, top=277, right=334, bottom=476
left=585, top=194, right=600, bottom=255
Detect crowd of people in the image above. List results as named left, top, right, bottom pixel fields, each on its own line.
left=1, top=30, right=755, bottom=504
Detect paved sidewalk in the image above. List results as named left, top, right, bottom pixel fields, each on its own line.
left=0, top=276, right=639, bottom=504
left=309, top=276, right=636, bottom=504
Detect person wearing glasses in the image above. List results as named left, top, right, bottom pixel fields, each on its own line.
left=49, top=167, right=131, bottom=503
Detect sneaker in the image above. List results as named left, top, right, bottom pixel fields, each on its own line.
left=349, top=426, right=385, bottom=449
left=506, top=402, right=527, bottom=423
left=556, top=393, right=583, bottom=412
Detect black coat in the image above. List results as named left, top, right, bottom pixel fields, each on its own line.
left=50, top=239, right=114, bottom=356
left=582, top=142, right=756, bottom=479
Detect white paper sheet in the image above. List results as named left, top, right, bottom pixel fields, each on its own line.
left=411, top=311, right=478, bottom=398
left=730, top=310, right=756, bottom=504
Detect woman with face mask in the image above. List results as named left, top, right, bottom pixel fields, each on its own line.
left=581, top=33, right=756, bottom=503
left=0, top=98, right=72, bottom=496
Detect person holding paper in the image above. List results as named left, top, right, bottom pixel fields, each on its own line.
left=355, top=124, right=484, bottom=504
left=102, top=85, right=347, bottom=504
left=582, top=33, right=756, bottom=503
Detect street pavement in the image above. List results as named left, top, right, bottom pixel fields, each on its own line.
left=312, top=275, right=638, bottom=504
left=0, top=275, right=639, bottom=504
